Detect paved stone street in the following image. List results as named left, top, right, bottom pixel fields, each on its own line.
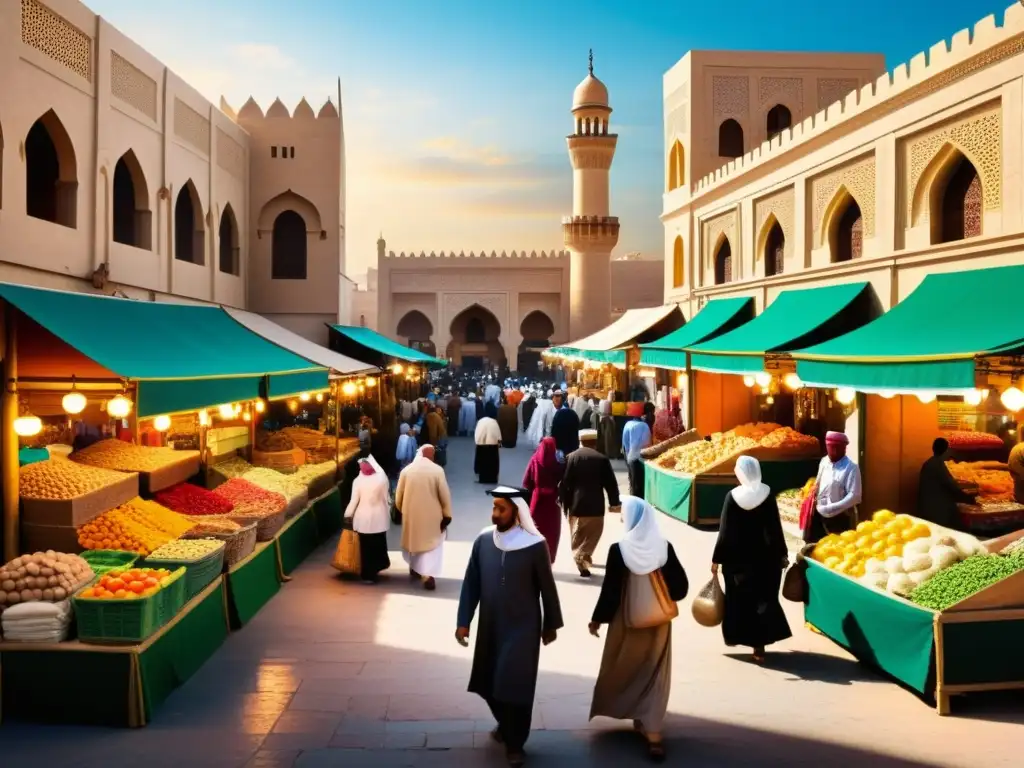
left=1, top=437, right=1021, bottom=767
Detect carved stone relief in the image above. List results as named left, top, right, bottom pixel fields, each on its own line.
left=816, top=78, right=859, bottom=110
left=441, top=293, right=509, bottom=336
left=389, top=269, right=562, bottom=293
left=758, top=77, right=803, bottom=114
left=810, top=154, right=876, bottom=246
left=754, top=187, right=795, bottom=255
left=713, top=76, right=750, bottom=119
left=701, top=210, right=738, bottom=271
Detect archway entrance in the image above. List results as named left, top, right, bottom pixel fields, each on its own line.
left=397, top=310, right=436, bottom=357
left=447, top=305, right=504, bottom=372
left=518, top=310, right=554, bottom=374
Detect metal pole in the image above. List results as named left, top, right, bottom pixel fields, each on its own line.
left=2, top=307, right=19, bottom=561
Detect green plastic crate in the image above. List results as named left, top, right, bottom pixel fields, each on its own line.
left=72, top=567, right=187, bottom=644
left=79, top=550, right=139, bottom=577
left=142, top=542, right=226, bottom=601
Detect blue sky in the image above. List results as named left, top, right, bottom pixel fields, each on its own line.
left=89, top=0, right=1009, bottom=277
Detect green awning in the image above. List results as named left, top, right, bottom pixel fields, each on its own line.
left=639, top=297, right=754, bottom=369
left=687, top=282, right=876, bottom=374
left=267, top=370, right=331, bottom=399
left=544, top=347, right=626, bottom=365
left=328, top=325, right=446, bottom=366
left=0, top=283, right=327, bottom=416
left=793, top=264, right=1024, bottom=391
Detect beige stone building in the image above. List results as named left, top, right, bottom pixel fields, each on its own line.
left=661, top=7, right=1023, bottom=317
left=375, top=57, right=665, bottom=372
left=0, top=0, right=347, bottom=343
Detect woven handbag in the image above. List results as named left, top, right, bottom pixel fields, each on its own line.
left=331, top=528, right=361, bottom=575
left=624, top=570, right=679, bottom=629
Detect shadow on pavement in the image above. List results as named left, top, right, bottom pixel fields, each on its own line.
left=723, top=650, right=881, bottom=685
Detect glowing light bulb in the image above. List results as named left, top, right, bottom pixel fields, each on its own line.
left=315, top=392, right=324, bottom=403
left=963, top=389, right=983, bottom=407
left=742, top=376, right=755, bottom=388
left=13, top=415, right=42, bottom=437
left=766, top=395, right=775, bottom=405
left=366, top=377, right=377, bottom=388
left=917, top=392, right=936, bottom=404
left=198, top=410, right=209, bottom=426
left=254, top=400, right=266, bottom=413
left=391, top=364, right=404, bottom=375
left=153, top=414, right=171, bottom=432
left=754, top=372, right=772, bottom=388
left=342, top=381, right=357, bottom=396
left=61, top=390, right=87, bottom=415
left=243, top=411, right=252, bottom=422
left=107, top=394, right=133, bottom=419
left=300, top=392, right=311, bottom=402
left=218, top=403, right=236, bottom=419
left=835, top=388, right=856, bottom=406
left=782, top=373, right=803, bottom=391
left=288, top=400, right=299, bottom=412
left=1000, top=386, right=1024, bottom=413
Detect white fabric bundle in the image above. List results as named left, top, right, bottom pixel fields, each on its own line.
left=2, top=599, right=72, bottom=642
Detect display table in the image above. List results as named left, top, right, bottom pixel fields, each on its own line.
left=276, top=503, right=321, bottom=579
left=312, top=485, right=344, bottom=543
left=805, top=553, right=1024, bottom=714
left=225, top=541, right=281, bottom=629
left=647, top=457, right=819, bottom=526
left=0, top=578, right=228, bottom=727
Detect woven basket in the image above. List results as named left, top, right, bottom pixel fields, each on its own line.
left=182, top=521, right=256, bottom=568
left=283, top=491, right=308, bottom=520
left=228, top=510, right=286, bottom=542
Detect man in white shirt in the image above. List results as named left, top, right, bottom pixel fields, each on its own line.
left=804, top=430, right=862, bottom=543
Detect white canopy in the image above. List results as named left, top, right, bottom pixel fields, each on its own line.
left=225, top=308, right=375, bottom=375
left=559, top=304, right=682, bottom=352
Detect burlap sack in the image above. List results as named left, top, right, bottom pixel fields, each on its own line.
left=691, top=575, right=725, bottom=627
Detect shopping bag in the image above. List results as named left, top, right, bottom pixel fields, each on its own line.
left=625, top=570, right=679, bottom=629
left=331, top=528, right=361, bottom=575
left=782, top=556, right=808, bottom=603
left=691, top=575, right=725, bottom=627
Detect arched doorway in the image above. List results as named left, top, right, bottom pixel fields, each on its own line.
left=826, top=191, right=863, bottom=263
left=397, top=310, right=436, bottom=357
left=938, top=154, right=982, bottom=243
left=518, top=310, right=554, bottom=373
left=25, top=109, right=78, bottom=228
left=218, top=204, right=240, bottom=275
left=113, top=150, right=151, bottom=249
left=272, top=209, right=307, bottom=279
left=174, top=180, right=204, bottom=264
left=447, top=305, right=504, bottom=372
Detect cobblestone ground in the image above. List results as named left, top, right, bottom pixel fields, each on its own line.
left=1, top=437, right=1021, bottom=767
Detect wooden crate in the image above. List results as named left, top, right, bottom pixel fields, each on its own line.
left=141, top=452, right=202, bottom=494
left=252, top=447, right=306, bottom=473
left=21, top=521, right=83, bottom=553
left=20, top=472, right=140, bottom=528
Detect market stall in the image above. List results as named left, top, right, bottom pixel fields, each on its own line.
left=642, top=282, right=879, bottom=525
left=792, top=264, right=1024, bottom=532
left=802, top=509, right=1024, bottom=714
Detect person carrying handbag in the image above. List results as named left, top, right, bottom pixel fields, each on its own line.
left=587, top=496, right=688, bottom=762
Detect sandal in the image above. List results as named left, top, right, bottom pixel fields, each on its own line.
left=424, top=577, right=436, bottom=591
left=647, top=740, right=666, bottom=762
left=752, top=647, right=766, bottom=664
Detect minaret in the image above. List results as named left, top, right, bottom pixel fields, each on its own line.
left=564, top=49, right=619, bottom=340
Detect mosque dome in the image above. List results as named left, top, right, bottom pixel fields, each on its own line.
left=572, top=74, right=609, bottom=110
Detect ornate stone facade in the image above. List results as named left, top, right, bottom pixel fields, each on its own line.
left=110, top=51, right=157, bottom=121
left=713, top=75, right=750, bottom=119
left=701, top=209, right=738, bottom=276
left=754, top=187, right=795, bottom=254
left=759, top=77, right=803, bottom=114
left=21, top=0, right=91, bottom=82
left=810, top=154, right=876, bottom=245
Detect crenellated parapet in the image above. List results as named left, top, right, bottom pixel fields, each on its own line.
left=225, top=95, right=340, bottom=123
left=692, top=2, right=1024, bottom=196
left=562, top=215, right=620, bottom=250
left=384, top=249, right=569, bottom=259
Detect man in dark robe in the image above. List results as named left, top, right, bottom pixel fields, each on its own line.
left=560, top=446, right=621, bottom=576
left=497, top=396, right=519, bottom=448
left=520, top=393, right=537, bottom=434
left=457, top=487, right=563, bottom=766
left=549, top=390, right=580, bottom=455
left=446, top=393, right=462, bottom=432
left=918, top=437, right=975, bottom=528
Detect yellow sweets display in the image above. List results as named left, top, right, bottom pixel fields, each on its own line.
left=19, top=457, right=131, bottom=500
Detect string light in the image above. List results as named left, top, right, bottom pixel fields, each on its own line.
left=107, top=394, right=133, bottom=419
left=153, top=415, right=171, bottom=432
left=315, top=392, right=324, bottom=403
left=1000, top=386, right=1024, bottom=413
left=300, top=392, right=311, bottom=402
left=782, top=373, right=803, bottom=391
left=218, top=403, right=235, bottom=419
left=13, top=415, right=42, bottom=437
left=754, top=372, right=772, bottom=388
left=963, top=389, right=984, bottom=407
left=366, top=377, right=377, bottom=388
left=742, top=375, right=755, bottom=388
left=254, top=400, right=266, bottom=413
left=835, top=388, right=856, bottom=406
left=62, top=378, right=86, bottom=415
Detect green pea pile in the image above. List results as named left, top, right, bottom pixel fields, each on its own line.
left=910, top=552, right=1024, bottom=611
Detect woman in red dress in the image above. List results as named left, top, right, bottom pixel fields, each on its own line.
left=522, top=436, right=565, bottom=564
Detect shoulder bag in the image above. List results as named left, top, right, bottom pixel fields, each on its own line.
left=624, top=569, right=679, bottom=629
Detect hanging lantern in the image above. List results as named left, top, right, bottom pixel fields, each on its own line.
left=13, top=414, right=42, bottom=437
left=835, top=388, right=857, bottom=406
left=754, top=372, right=772, bottom=389
left=916, top=392, right=936, bottom=404
left=342, top=381, right=357, bottom=397
left=315, top=392, right=324, bottom=403
left=742, top=375, right=755, bottom=388
left=153, top=414, right=172, bottom=432
left=391, top=363, right=404, bottom=375
left=107, top=394, right=133, bottom=419
left=254, top=400, right=266, bottom=414
left=243, top=411, right=252, bottom=422
left=676, top=372, right=687, bottom=389
left=218, top=403, right=236, bottom=419
left=61, top=381, right=87, bottom=415
left=963, top=389, right=984, bottom=407
left=366, top=377, right=377, bottom=388
left=288, top=399, right=299, bottom=412
left=782, top=373, right=803, bottom=391
left=1000, top=386, right=1024, bottom=413
left=300, top=392, right=311, bottom=402
left=766, top=395, right=775, bottom=405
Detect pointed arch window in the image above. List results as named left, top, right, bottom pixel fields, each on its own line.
left=672, top=236, right=684, bottom=288
left=718, top=119, right=744, bottom=159
left=714, top=238, right=732, bottom=285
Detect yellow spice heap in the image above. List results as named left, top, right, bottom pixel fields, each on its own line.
left=71, top=439, right=188, bottom=472
left=77, top=497, right=194, bottom=555
left=20, top=456, right=131, bottom=500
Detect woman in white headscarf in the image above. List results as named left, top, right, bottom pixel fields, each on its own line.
left=343, top=455, right=392, bottom=583
left=588, top=496, right=688, bottom=761
left=711, top=455, right=791, bottom=663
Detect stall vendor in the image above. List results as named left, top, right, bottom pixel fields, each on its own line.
left=803, top=431, right=862, bottom=543
left=1008, top=438, right=1024, bottom=504
left=918, top=438, right=976, bottom=528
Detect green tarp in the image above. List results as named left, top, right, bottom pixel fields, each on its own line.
left=276, top=504, right=321, bottom=576
left=0, top=283, right=327, bottom=416
left=268, top=370, right=331, bottom=399
left=793, top=264, right=1024, bottom=391
left=330, top=325, right=446, bottom=365
left=639, top=297, right=754, bottom=369
left=688, top=282, right=872, bottom=375
left=226, top=542, right=281, bottom=628
left=544, top=347, right=626, bottom=365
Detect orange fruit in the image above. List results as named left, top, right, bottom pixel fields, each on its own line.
left=128, top=581, right=145, bottom=594
left=107, top=578, right=126, bottom=592
left=144, top=577, right=158, bottom=588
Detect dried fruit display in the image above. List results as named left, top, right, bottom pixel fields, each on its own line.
left=77, top=499, right=194, bottom=555
left=0, top=551, right=93, bottom=608
left=181, top=518, right=242, bottom=536
left=281, top=426, right=333, bottom=452
left=78, top=567, right=174, bottom=600
left=652, top=422, right=818, bottom=474
left=155, top=483, right=235, bottom=516
left=211, top=456, right=255, bottom=479
left=293, top=461, right=338, bottom=485
left=146, top=538, right=223, bottom=561
left=946, top=461, right=1014, bottom=501
left=213, top=478, right=286, bottom=518
left=241, top=467, right=308, bottom=502
left=945, top=430, right=1004, bottom=450
left=255, top=430, right=294, bottom=452
left=71, top=439, right=190, bottom=472
left=19, top=457, right=132, bottom=500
